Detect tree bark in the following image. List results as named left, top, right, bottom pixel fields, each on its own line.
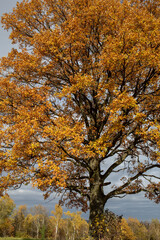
left=89, top=160, right=106, bottom=239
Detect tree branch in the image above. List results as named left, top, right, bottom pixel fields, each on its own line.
left=105, top=164, right=160, bottom=201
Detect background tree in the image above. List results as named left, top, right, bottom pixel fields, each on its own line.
left=0, top=195, right=15, bottom=220
left=148, top=219, right=160, bottom=240
left=64, top=211, right=89, bottom=240
left=47, top=216, right=66, bottom=240
left=120, top=218, right=136, bottom=240
left=31, top=205, right=49, bottom=239
left=24, top=213, right=35, bottom=238
left=0, top=218, right=14, bottom=237
left=13, top=205, right=27, bottom=237
left=0, top=0, right=160, bottom=238
left=0, top=195, right=15, bottom=237
left=51, top=204, right=63, bottom=240
left=128, top=218, right=148, bottom=240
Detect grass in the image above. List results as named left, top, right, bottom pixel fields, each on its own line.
left=0, top=238, right=38, bottom=240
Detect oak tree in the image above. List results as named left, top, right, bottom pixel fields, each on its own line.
left=0, top=0, right=160, bottom=238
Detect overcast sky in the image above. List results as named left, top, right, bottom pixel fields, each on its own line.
left=0, top=0, right=160, bottom=221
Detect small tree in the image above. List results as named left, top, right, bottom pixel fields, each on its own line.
left=0, top=0, right=160, bottom=238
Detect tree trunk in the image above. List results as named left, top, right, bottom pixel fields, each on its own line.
left=55, top=221, right=58, bottom=240
left=89, top=160, right=106, bottom=239
left=89, top=195, right=105, bottom=239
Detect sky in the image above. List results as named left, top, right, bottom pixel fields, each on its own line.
left=0, top=0, right=160, bottom=221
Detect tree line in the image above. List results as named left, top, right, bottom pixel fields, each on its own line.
left=0, top=195, right=160, bottom=240
left=0, top=195, right=88, bottom=239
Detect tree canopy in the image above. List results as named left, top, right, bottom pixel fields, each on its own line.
left=0, top=0, right=160, bottom=237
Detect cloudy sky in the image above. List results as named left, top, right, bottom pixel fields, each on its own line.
left=0, top=0, right=160, bottom=221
